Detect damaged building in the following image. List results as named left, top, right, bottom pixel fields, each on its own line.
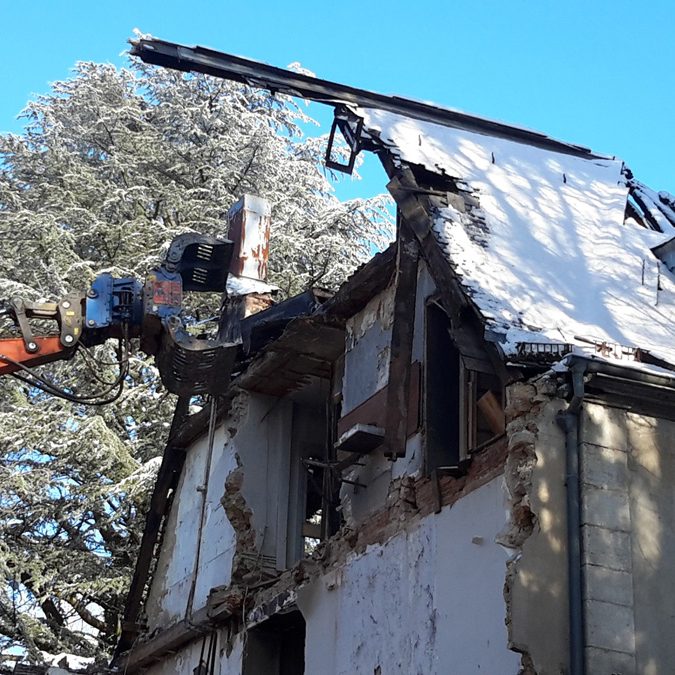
left=112, top=39, right=675, bottom=675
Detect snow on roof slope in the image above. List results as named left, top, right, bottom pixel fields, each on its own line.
left=359, top=108, right=675, bottom=372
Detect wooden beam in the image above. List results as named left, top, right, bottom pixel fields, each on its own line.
left=132, top=39, right=600, bottom=159
left=477, top=390, right=506, bottom=435
left=384, top=219, right=420, bottom=458
left=387, top=168, right=512, bottom=385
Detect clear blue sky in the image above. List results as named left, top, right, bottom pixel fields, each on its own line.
left=2, top=0, right=674, bottom=195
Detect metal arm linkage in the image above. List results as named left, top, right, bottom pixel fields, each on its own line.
left=1, top=233, right=240, bottom=395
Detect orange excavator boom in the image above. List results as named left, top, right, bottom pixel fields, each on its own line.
left=0, top=335, right=76, bottom=376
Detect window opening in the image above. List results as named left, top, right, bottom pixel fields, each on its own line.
left=287, top=392, right=332, bottom=566
left=424, top=301, right=504, bottom=474
left=242, top=610, right=306, bottom=675
left=284, top=364, right=344, bottom=566
left=425, top=302, right=460, bottom=472
left=302, top=459, right=324, bottom=555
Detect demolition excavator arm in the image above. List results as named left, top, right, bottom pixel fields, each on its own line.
left=0, top=233, right=240, bottom=399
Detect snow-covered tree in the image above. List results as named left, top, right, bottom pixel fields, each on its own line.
left=0, top=53, right=391, bottom=662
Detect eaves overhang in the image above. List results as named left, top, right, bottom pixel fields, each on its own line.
left=564, top=354, right=675, bottom=420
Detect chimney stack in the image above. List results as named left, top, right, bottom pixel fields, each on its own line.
left=227, top=195, right=271, bottom=282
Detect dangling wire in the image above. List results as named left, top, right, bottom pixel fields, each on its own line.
left=196, top=631, right=208, bottom=673
left=2, top=326, right=131, bottom=405
left=206, top=628, right=218, bottom=674
left=193, top=628, right=218, bottom=674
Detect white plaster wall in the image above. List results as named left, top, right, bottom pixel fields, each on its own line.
left=143, top=629, right=244, bottom=675
left=143, top=638, right=204, bottom=675
left=393, top=431, right=424, bottom=478
left=508, top=391, right=569, bottom=674
left=144, top=426, right=241, bottom=629
left=219, top=633, right=245, bottom=675
left=233, top=393, right=293, bottom=565
left=193, top=425, right=239, bottom=609
left=145, top=393, right=296, bottom=629
left=341, top=451, right=391, bottom=527
left=299, top=476, right=519, bottom=675
left=341, top=432, right=424, bottom=527
left=161, top=433, right=211, bottom=621
left=144, top=431, right=214, bottom=628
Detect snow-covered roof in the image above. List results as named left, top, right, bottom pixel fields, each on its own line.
left=359, top=108, right=675, bottom=373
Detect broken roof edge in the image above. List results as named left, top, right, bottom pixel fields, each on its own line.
left=318, top=242, right=396, bottom=320
left=514, top=341, right=675, bottom=380
left=130, top=37, right=606, bottom=160
left=627, top=177, right=675, bottom=233
left=148, top=245, right=395, bottom=449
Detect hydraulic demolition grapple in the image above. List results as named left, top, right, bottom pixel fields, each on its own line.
left=0, top=233, right=239, bottom=398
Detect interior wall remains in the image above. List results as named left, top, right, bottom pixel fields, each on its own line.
left=339, top=261, right=436, bottom=526
left=143, top=391, right=296, bottom=630
left=138, top=255, right=523, bottom=674
left=144, top=423, right=236, bottom=631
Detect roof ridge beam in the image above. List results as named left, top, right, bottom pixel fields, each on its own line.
left=130, top=38, right=604, bottom=159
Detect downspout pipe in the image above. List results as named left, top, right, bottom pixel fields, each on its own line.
left=556, top=360, right=587, bottom=675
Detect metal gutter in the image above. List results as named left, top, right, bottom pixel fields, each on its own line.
left=566, top=354, right=675, bottom=388
left=130, top=38, right=605, bottom=160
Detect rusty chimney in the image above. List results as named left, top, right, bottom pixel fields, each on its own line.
left=227, top=194, right=271, bottom=281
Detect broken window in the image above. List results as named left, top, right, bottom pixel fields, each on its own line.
left=425, top=301, right=461, bottom=471
left=424, top=301, right=504, bottom=474
left=242, top=609, right=306, bottom=675
left=287, top=396, right=329, bottom=564
left=284, top=370, right=342, bottom=567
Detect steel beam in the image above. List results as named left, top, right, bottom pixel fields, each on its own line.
left=130, top=38, right=602, bottom=159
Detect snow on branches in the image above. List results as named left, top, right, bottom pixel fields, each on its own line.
left=0, top=51, right=392, bottom=662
